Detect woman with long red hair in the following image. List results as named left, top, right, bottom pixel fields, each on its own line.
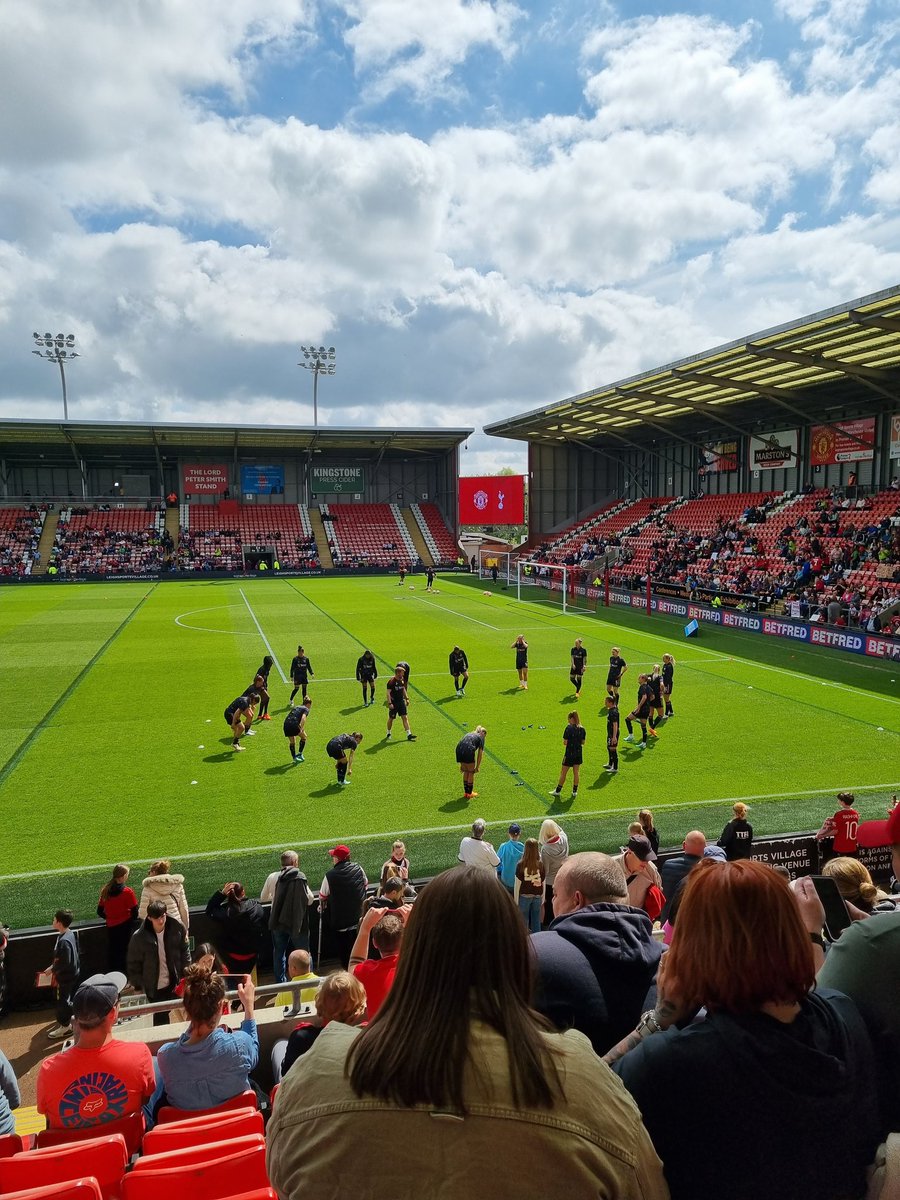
left=606, top=859, right=879, bottom=1200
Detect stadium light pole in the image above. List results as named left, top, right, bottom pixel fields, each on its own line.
left=32, top=331, right=80, bottom=420
left=298, top=344, right=336, bottom=428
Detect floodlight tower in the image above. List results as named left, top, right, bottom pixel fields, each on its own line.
left=298, top=344, right=336, bottom=428
left=32, top=331, right=80, bottom=420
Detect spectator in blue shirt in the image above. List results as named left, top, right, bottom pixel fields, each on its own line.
left=157, top=964, right=259, bottom=1111
left=496, top=823, right=524, bottom=894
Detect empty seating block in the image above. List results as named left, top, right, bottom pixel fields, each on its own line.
left=414, top=503, right=459, bottom=565
left=323, top=503, right=413, bottom=568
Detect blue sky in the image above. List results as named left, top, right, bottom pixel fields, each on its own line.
left=1, top=0, right=899, bottom=474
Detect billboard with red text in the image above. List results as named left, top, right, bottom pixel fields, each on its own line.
left=458, top=475, right=525, bottom=524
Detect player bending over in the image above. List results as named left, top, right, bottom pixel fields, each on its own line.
left=386, top=665, right=416, bottom=741
left=648, top=665, right=665, bottom=729
left=551, top=711, right=586, bottom=799
left=455, top=725, right=487, bottom=799
left=624, top=674, right=657, bottom=750
left=247, top=656, right=274, bottom=720
left=284, top=697, right=313, bottom=763
left=225, top=691, right=260, bottom=751
left=449, top=646, right=469, bottom=697
left=570, top=638, right=587, bottom=698
left=326, top=732, right=363, bottom=786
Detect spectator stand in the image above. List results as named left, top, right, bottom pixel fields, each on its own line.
left=410, top=503, right=459, bottom=566
left=321, top=503, right=416, bottom=570
left=178, top=505, right=319, bottom=574
left=0, top=508, right=46, bottom=578
left=50, top=508, right=167, bottom=577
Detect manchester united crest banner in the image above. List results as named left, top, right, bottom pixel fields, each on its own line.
left=810, top=417, right=875, bottom=465
left=458, top=475, right=525, bottom=524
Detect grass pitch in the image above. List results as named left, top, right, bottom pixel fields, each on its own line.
left=1, top=574, right=898, bottom=927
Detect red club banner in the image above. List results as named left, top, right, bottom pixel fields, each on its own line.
left=810, top=417, right=875, bottom=465
left=458, top=475, right=525, bottom=524
left=182, top=464, right=229, bottom=494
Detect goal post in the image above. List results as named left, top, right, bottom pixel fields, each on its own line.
left=479, top=548, right=513, bottom=585
left=515, top=560, right=569, bottom=613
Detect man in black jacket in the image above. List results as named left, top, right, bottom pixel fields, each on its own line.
left=265, top=852, right=315, bottom=980
left=659, top=830, right=706, bottom=923
left=530, top=852, right=661, bottom=1056
left=205, top=881, right=268, bottom=977
left=319, top=845, right=368, bottom=968
left=126, top=901, right=189, bottom=1025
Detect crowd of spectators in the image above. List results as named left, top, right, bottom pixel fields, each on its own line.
left=4, top=795, right=898, bottom=1198
left=49, top=510, right=173, bottom=576
left=0, top=509, right=45, bottom=577
left=175, top=529, right=320, bottom=572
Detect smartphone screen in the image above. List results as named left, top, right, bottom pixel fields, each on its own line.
left=809, top=875, right=852, bottom=941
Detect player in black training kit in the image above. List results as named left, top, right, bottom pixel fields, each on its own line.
left=225, top=691, right=260, bottom=751
left=455, top=725, right=486, bottom=799
left=396, top=660, right=411, bottom=686
left=326, top=731, right=363, bottom=786
left=648, top=665, right=665, bottom=729
left=386, top=665, right=416, bottom=741
left=606, top=647, right=627, bottom=699
left=662, top=653, right=675, bottom=717
left=449, top=646, right=469, bottom=697
left=604, top=695, right=620, bottom=773
left=246, top=656, right=274, bottom=720
left=624, top=674, right=657, bottom=750
left=288, top=645, right=314, bottom=704
left=511, top=635, right=529, bottom=689
left=425, top=567, right=435, bottom=592
left=551, top=711, right=586, bottom=798
left=355, top=650, right=378, bottom=706
left=283, top=697, right=312, bottom=763
left=570, top=639, right=587, bottom=698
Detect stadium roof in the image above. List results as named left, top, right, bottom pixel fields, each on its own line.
left=0, top=420, right=472, bottom=461
left=485, top=285, right=900, bottom=450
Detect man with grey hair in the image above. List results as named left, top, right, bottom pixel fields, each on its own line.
left=263, top=850, right=314, bottom=981
left=530, top=851, right=662, bottom=1055
left=458, top=818, right=500, bottom=871
left=37, top=972, right=155, bottom=1130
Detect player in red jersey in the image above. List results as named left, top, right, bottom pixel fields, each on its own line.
left=816, top=791, right=860, bottom=863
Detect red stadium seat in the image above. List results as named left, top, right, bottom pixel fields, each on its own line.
left=131, top=1134, right=264, bottom=1173
left=0, top=1135, right=128, bottom=1200
left=36, top=1110, right=144, bottom=1158
left=0, top=1180, right=103, bottom=1200
left=0, top=1134, right=32, bottom=1158
left=121, top=1142, right=268, bottom=1200
left=155, top=1089, right=258, bottom=1125
left=218, top=1191, right=276, bottom=1200
left=141, top=1109, right=263, bottom=1155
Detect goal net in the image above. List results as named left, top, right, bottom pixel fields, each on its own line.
left=479, top=548, right=513, bottom=585
left=515, top=560, right=574, bottom=613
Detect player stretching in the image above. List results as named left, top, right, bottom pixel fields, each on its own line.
left=225, top=691, right=260, bottom=752
left=248, top=656, right=274, bottom=720
left=570, top=638, right=587, bottom=698
left=288, top=645, right=314, bottom=704
left=326, top=732, right=363, bottom=786
left=284, top=697, right=312, bottom=763
left=604, top=695, right=620, bottom=774
left=606, top=647, right=627, bottom=700
left=455, top=725, right=486, bottom=799
left=356, top=650, right=378, bottom=707
left=512, top=635, right=529, bottom=689
left=386, top=665, right=416, bottom=741
left=550, top=711, right=586, bottom=799
left=662, top=653, right=675, bottom=717
left=648, top=665, right=665, bottom=729
left=623, top=674, right=656, bottom=750
left=449, top=645, right=469, bottom=697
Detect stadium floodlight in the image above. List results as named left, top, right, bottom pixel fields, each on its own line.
left=31, top=330, right=80, bottom=420
left=298, top=343, right=337, bottom=428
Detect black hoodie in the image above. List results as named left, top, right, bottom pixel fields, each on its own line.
left=530, top=902, right=662, bottom=1054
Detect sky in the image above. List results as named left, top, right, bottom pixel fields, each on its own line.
left=1, top=0, right=899, bottom=476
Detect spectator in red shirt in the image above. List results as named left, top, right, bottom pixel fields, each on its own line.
left=816, top=792, right=860, bottom=863
left=350, top=912, right=404, bottom=1018
left=97, top=865, right=138, bottom=975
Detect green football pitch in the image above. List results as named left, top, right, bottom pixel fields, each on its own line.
left=1, top=574, right=898, bottom=927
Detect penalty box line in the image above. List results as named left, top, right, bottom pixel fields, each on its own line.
left=2, top=781, right=897, bottom=883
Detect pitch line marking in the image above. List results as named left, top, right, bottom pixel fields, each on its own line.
left=2, top=781, right=897, bottom=882
left=238, top=588, right=289, bottom=683
left=175, top=604, right=252, bottom=635
left=405, top=593, right=499, bottom=630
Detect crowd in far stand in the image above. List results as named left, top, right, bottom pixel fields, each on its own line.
left=3, top=792, right=899, bottom=1199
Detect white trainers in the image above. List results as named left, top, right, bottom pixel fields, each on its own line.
left=638, top=742, right=646, bottom=750
left=233, top=743, right=245, bottom=751
left=624, top=734, right=634, bottom=743
left=47, top=1024, right=72, bottom=1040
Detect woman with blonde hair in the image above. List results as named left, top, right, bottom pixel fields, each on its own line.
left=717, top=802, right=753, bottom=861
left=539, top=818, right=569, bottom=926
left=822, top=856, right=894, bottom=915
left=638, top=809, right=660, bottom=856
left=138, top=859, right=190, bottom=931
left=280, top=970, right=367, bottom=1079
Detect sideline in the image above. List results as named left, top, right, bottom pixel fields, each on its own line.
left=1, top=781, right=896, bottom=881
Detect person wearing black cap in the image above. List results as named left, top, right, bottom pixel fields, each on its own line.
left=37, top=972, right=155, bottom=1132
left=319, top=846, right=368, bottom=969
left=496, top=823, right=524, bottom=894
